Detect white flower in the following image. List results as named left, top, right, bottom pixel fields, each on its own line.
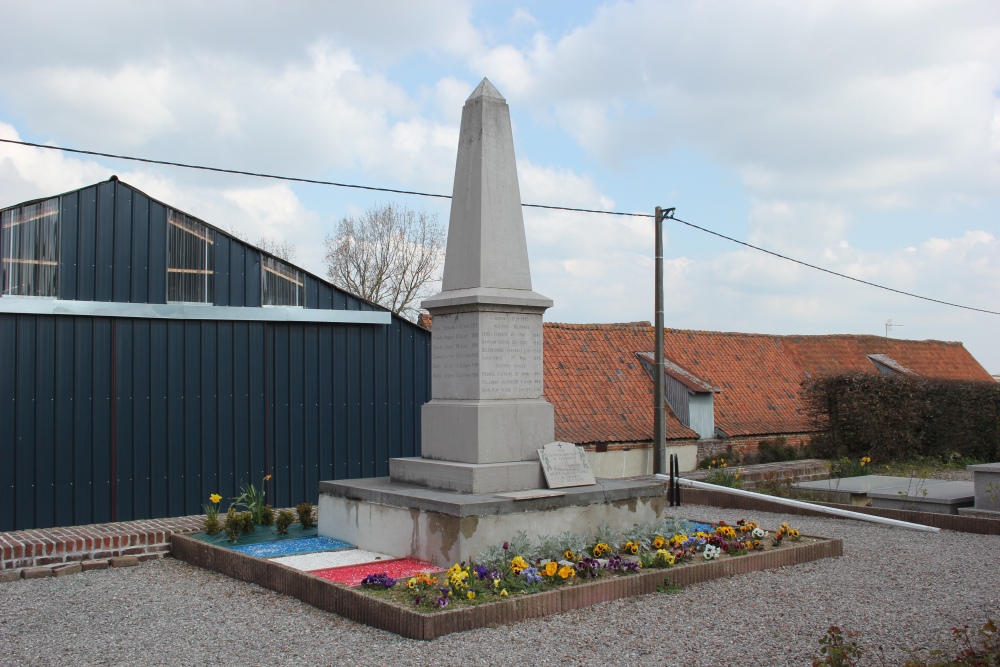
left=752, top=527, right=766, bottom=539
left=703, top=545, right=720, bottom=560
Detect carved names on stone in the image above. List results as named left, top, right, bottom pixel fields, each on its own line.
left=537, top=441, right=597, bottom=489
left=479, top=312, right=543, bottom=399
left=432, top=311, right=543, bottom=400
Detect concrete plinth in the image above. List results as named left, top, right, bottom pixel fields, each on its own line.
left=389, top=457, right=545, bottom=494
left=318, top=477, right=667, bottom=567
left=419, top=399, right=555, bottom=464
left=968, top=463, right=1000, bottom=512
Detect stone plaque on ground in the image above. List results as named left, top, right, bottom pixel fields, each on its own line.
left=538, top=442, right=596, bottom=488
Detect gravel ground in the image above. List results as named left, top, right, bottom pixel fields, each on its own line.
left=1, top=506, right=997, bottom=667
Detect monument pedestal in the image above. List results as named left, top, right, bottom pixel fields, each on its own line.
left=318, top=477, right=667, bottom=567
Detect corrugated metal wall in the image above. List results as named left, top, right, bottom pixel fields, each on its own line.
left=0, top=179, right=431, bottom=531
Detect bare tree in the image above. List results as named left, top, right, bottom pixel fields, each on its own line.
left=223, top=224, right=297, bottom=262
left=253, top=236, right=297, bottom=263
left=323, top=202, right=445, bottom=321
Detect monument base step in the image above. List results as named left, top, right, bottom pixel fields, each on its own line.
left=318, top=476, right=667, bottom=567
left=389, top=456, right=545, bottom=494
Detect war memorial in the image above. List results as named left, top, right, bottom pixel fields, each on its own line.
left=316, top=79, right=668, bottom=566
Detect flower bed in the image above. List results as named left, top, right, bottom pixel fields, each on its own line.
left=356, top=518, right=809, bottom=613
left=171, top=517, right=842, bottom=639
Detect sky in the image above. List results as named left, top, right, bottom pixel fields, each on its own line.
left=0, top=1, right=998, bottom=372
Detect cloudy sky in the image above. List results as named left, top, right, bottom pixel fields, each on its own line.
left=1, top=1, right=998, bottom=372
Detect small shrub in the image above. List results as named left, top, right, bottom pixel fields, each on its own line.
left=830, top=457, right=871, bottom=479
left=260, top=504, right=275, bottom=526
left=296, top=502, right=315, bottom=529
left=203, top=492, right=223, bottom=535
left=757, top=437, right=799, bottom=464
left=238, top=511, right=255, bottom=534
left=813, top=626, right=863, bottom=667
left=204, top=516, right=221, bottom=535
left=276, top=509, right=295, bottom=535
left=223, top=507, right=243, bottom=543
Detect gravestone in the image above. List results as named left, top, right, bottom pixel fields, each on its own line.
left=538, top=442, right=597, bottom=488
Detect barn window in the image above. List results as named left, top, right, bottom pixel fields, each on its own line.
left=167, top=209, right=214, bottom=304
left=261, top=255, right=304, bottom=307
left=1, top=197, right=59, bottom=297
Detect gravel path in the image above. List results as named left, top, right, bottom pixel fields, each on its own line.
left=2, top=506, right=997, bottom=667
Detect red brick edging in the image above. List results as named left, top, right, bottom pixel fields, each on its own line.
left=0, top=515, right=203, bottom=579
left=170, top=532, right=843, bottom=639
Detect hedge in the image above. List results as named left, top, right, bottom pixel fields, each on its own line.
left=803, top=373, right=1000, bottom=462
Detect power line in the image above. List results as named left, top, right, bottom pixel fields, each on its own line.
left=668, top=214, right=1000, bottom=316
left=1, top=136, right=996, bottom=316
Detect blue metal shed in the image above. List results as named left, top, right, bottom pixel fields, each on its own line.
left=0, top=177, right=430, bottom=531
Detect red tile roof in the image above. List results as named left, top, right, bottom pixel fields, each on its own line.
left=779, top=334, right=993, bottom=382
left=542, top=323, right=698, bottom=444
left=543, top=322, right=992, bottom=442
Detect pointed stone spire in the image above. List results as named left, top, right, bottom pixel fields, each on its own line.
left=466, top=77, right=505, bottom=101
left=424, top=78, right=550, bottom=305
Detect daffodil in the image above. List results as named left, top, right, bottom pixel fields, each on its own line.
left=500, top=589, right=508, bottom=597
left=209, top=493, right=222, bottom=504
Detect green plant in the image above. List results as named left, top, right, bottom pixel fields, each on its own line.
left=900, top=619, right=999, bottom=666
left=276, top=509, right=295, bottom=535
left=704, top=467, right=742, bottom=488
left=260, top=504, right=275, bottom=526
left=203, top=493, right=223, bottom=535
left=756, top=437, right=799, bottom=464
left=295, top=502, right=315, bottom=529
left=830, top=456, right=871, bottom=479
left=223, top=507, right=243, bottom=543
left=813, top=626, right=863, bottom=667
left=232, top=474, right=272, bottom=524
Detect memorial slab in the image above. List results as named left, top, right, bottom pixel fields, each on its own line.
left=967, top=462, right=1000, bottom=512
left=869, top=480, right=975, bottom=515
left=538, top=442, right=597, bottom=488
left=793, top=475, right=944, bottom=506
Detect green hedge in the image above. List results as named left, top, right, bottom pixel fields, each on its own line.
left=803, top=373, right=1000, bottom=462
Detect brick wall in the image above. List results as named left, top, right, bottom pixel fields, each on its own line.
left=1, top=515, right=203, bottom=575
left=695, top=433, right=816, bottom=462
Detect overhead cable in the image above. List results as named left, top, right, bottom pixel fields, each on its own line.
left=1, top=136, right=995, bottom=315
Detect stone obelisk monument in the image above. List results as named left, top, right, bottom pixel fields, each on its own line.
left=389, top=78, right=556, bottom=494
left=317, top=79, right=666, bottom=566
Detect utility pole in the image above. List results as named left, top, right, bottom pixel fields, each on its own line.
left=653, top=206, right=675, bottom=476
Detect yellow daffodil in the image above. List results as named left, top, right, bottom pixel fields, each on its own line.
left=264, top=474, right=272, bottom=482
left=209, top=493, right=222, bottom=504
left=500, top=589, right=508, bottom=597
left=493, top=578, right=500, bottom=589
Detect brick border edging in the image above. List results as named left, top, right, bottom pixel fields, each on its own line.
left=170, top=533, right=842, bottom=640
left=1, top=516, right=204, bottom=577
left=681, top=488, right=1000, bottom=535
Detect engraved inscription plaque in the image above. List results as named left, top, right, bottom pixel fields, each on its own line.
left=537, top=442, right=597, bottom=489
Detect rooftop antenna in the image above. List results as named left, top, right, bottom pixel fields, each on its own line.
left=884, top=319, right=903, bottom=338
